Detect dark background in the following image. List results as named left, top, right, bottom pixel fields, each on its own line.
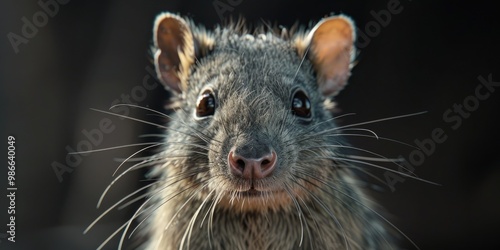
left=1, top=0, right=499, bottom=249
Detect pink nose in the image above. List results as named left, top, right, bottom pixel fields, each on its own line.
left=228, top=150, right=277, bottom=179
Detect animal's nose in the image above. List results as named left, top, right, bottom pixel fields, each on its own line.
left=228, top=148, right=277, bottom=180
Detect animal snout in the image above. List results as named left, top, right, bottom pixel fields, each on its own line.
left=228, top=147, right=277, bottom=180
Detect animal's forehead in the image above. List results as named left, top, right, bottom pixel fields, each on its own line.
left=205, top=56, right=307, bottom=97
left=188, top=32, right=315, bottom=100
left=208, top=42, right=304, bottom=85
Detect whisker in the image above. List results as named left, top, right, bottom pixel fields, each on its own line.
left=161, top=182, right=211, bottom=234
left=199, top=188, right=218, bottom=229
left=68, top=142, right=160, bottom=154
left=199, top=191, right=221, bottom=248
left=293, top=187, right=317, bottom=250
left=292, top=41, right=311, bottom=83
left=341, top=155, right=403, bottom=163
left=180, top=189, right=215, bottom=250
left=327, top=156, right=440, bottom=186
left=289, top=112, right=427, bottom=147
left=126, top=180, right=209, bottom=241
left=283, top=113, right=357, bottom=146
left=118, top=188, right=161, bottom=250
left=84, top=182, right=156, bottom=234
left=90, top=108, right=218, bottom=145
left=113, top=156, right=157, bottom=162
left=333, top=111, right=428, bottom=131
left=97, top=154, right=210, bottom=208
left=209, top=194, right=223, bottom=246
left=334, top=163, right=393, bottom=191
left=90, top=108, right=169, bottom=129
left=118, top=168, right=210, bottom=210
left=98, top=158, right=160, bottom=208
left=301, top=144, right=417, bottom=177
left=331, top=112, right=357, bottom=120
left=335, top=128, right=379, bottom=139
left=294, top=169, right=372, bottom=205
left=96, top=177, right=184, bottom=249
left=113, top=143, right=164, bottom=176
left=283, top=181, right=305, bottom=247
left=292, top=171, right=385, bottom=249
left=290, top=178, right=350, bottom=250
left=110, top=104, right=172, bottom=119
left=138, top=133, right=168, bottom=139
left=176, top=107, right=223, bottom=145
left=294, top=171, right=418, bottom=250
left=96, top=219, right=129, bottom=250
left=324, top=133, right=420, bottom=150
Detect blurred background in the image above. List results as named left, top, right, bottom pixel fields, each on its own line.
left=1, top=0, right=499, bottom=249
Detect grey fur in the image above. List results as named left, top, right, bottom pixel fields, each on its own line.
left=141, top=13, right=396, bottom=250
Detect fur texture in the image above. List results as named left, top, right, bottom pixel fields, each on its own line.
left=141, top=13, right=395, bottom=249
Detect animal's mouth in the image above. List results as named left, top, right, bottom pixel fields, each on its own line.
left=219, top=184, right=292, bottom=210
left=235, top=187, right=283, bottom=197
left=238, top=188, right=263, bottom=197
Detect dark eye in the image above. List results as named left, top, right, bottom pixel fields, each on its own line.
left=291, top=90, right=311, bottom=118
left=196, top=89, right=216, bottom=117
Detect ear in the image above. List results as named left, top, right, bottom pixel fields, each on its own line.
left=153, top=13, right=198, bottom=93
left=302, top=15, right=356, bottom=96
